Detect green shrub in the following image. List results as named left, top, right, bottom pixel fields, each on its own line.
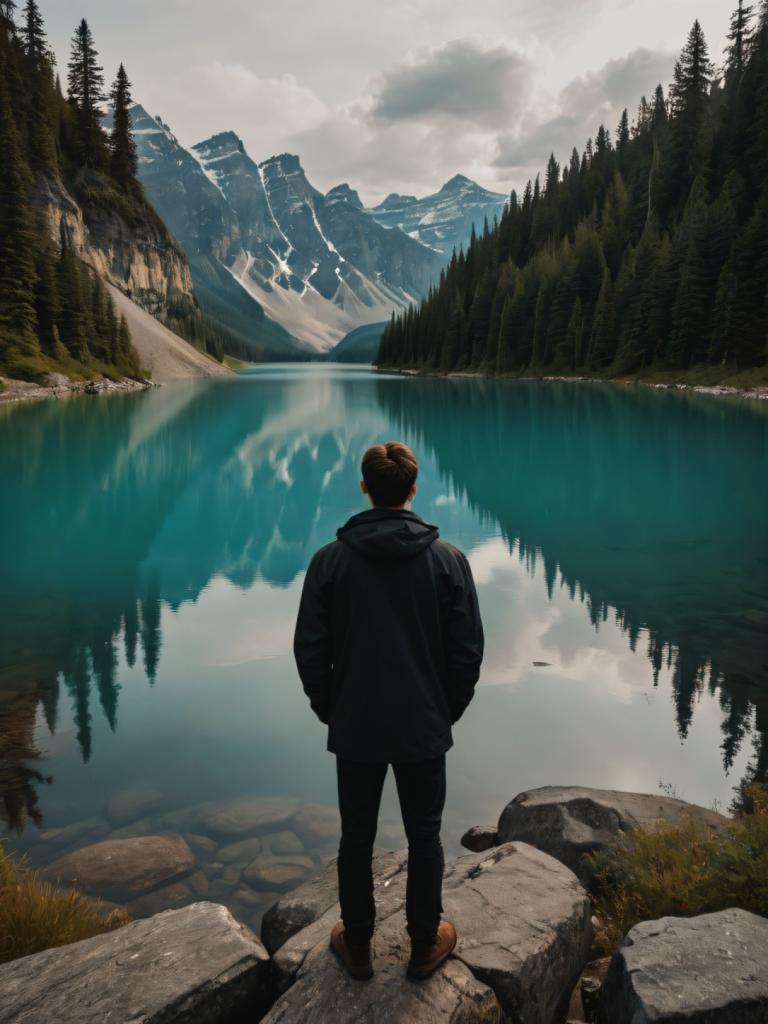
left=0, top=842, right=130, bottom=964
left=591, top=785, right=768, bottom=954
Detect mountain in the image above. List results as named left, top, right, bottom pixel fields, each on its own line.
left=188, top=137, right=443, bottom=350
left=327, top=321, right=387, bottom=363
left=369, top=174, right=508, bottom=256
left=131, top=112, right=443, bottom=352
left=128, top=108, right=300, bottom=360
left=380, top=15, right=768, bottom=381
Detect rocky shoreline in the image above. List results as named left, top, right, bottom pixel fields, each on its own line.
left=0, top=372, right=154, bottom=406
left=1, top=784, right=766, bottom=1023
left=379, top=366, right=768, bottom=402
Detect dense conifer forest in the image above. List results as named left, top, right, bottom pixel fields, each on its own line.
left=0, top=2, right=225, bottom=383
left=379, top=6, right=768, bottom=381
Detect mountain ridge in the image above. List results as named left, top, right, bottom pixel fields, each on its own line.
left=132, top=105, right=505, bottom=352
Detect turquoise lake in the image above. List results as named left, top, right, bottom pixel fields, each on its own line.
left=1, top=366, right=767, bottom=915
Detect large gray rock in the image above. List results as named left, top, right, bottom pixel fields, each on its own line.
left=43, top=834, right=195, bottom=899
left=600, top=908, right=768, bottom=1023
left=0, top=902, right=270, bottom=1024
left=497, top=786, right=729, bottom=884
left=265, top=842, right=591, bottom=1024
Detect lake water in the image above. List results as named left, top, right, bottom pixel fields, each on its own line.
left=1, top=366, right=767, bottom=923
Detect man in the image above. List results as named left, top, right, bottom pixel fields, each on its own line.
left=294, top=441, right=484, bottom=981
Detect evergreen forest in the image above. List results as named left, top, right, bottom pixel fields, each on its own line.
left=0, top=2, right=224, bottom=384
left=379, top=6, right=768, bottom=382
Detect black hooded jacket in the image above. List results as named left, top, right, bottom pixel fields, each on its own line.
left=293, top=508, right=484, bottom=763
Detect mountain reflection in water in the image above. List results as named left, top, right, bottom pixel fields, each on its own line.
left=1, top=367, right=766, bottom=837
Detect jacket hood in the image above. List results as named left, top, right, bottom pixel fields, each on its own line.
left=337, top=509, right=439, bottom=561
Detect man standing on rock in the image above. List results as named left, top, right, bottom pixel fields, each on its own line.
left=294, top=441, right=484, bottom=981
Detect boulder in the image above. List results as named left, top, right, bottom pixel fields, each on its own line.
left=106, top=787, right=167, bottom=828
left=263, top=934, right=502, bottom=1024
left=600, top=908, right=768, bottom=1023
left=43, top=834, right=194, bottom=899
left=0, top=902, right=270, bottom=1024
left=460, top=825, right=498, bottom=852
left=267, top=842, right=591, bottom=1024
left=197, top=796, right=299, bottom=839
left=497, top=786, right=729, bottom=885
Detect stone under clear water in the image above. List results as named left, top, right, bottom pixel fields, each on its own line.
left=1, top=366, right=766, bottom=922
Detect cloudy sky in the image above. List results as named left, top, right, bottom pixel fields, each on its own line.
left=47, top=0, right=729, bottom=203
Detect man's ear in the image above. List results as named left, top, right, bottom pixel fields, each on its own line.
left=360, top=480, right=368, bottom=496
left=409, top=484, right=417, bottom=502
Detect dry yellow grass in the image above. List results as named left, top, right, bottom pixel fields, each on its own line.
left=0, top=842, right=130, bottom=964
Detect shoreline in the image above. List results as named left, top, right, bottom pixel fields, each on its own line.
left=377, top=367, right=768, bottom=402
left=0, top=374, right=155, bottom=407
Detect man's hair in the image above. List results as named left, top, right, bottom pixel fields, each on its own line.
left=361, top=442, right=418, bottom=508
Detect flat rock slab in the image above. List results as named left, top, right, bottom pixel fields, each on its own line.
left=264, top=921, right=502, bottom=1024
left=600, top=908, right=768, bottom=1023
left=0, top=902, right=270, bottom=1024
left=43, top=834, right=194, bottom=898
left=267, top=842, right=591, bottom=1024
left=497, top=786, right=730, bottom=884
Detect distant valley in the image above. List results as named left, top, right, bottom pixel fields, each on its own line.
left=129, top=106, right=507, bottom=357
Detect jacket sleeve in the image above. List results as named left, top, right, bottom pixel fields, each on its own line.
left=293, top=550, right=333, bottom=724
left=444, top=550, right=484, bottom=723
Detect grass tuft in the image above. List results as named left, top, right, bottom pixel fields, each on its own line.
left=0, top=841, right=130, bottom=965
left=590, top=784, right=768, bottom=954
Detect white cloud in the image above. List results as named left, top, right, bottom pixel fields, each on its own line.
left=369, top=38, right=535, bottom=128
left=494, top=47, right=676, bottom=175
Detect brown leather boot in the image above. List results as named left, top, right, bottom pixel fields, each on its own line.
left=407, top=920, right=457, bottom=979
left=330, top=921, right=374, bottom=980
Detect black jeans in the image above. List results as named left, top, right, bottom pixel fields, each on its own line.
left=336, top=753, right=446, bottom=946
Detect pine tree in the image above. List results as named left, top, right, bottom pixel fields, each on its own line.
left=587, top=267, right=615, bottom=368
left=56, top=236, right=89, bottom=363
left=0, top=63, right=39, bottom=367
left=20, top=0, right=45, bottom=63
left=726, top=0, right=755, bottom=81
left=67, top=18, right=106, bottom=168
left=109, top=63, right=137, bottom=188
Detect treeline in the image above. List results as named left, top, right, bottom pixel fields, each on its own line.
left=379, top=6, right=768, bottom=378
left=0, top=2, right=224, bottom=383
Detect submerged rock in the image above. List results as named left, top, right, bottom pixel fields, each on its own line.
left=197, top=796, right=300, bottom=838
left=600, top=908, right=768, bottom=1023
left=105, top=787, right=167, bottom=828
left=43, top=834, right=195, bottom=899
left=264, top=842, right=591, bottom=1024
left=126, top=880, right=192, bottom=918
left=243, top=859, right=313, bottom=892
left=0, top=902, right=270, bottom=1024
left=39, top=816, right=110, bottom=851
left=496, top=786, right=729, bottom=885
